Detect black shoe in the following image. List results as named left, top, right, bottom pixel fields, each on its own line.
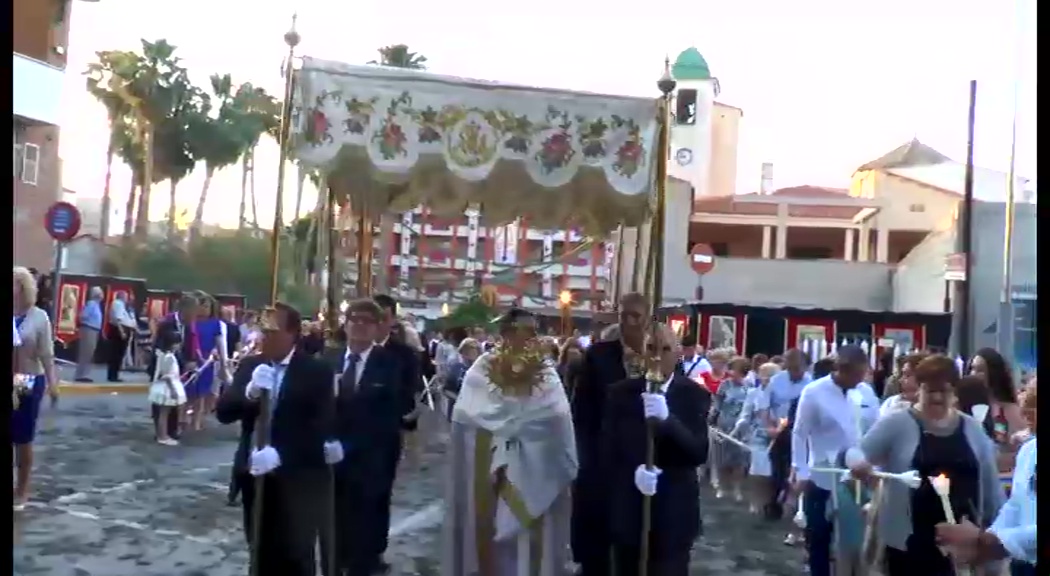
left=75, top=377, right=94, bottom=383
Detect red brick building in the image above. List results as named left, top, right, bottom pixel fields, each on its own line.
left=13, top=0, right=84, bottom=270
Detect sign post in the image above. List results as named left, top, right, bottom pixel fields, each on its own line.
left=689, top=243, right=717, bottom=275
left=43, top=202, right=82, bottom=321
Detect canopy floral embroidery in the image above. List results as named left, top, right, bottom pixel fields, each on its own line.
left=290, top=57, right=659, bottom=234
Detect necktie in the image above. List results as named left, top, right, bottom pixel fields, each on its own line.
left=342, top=353, right=361, bottom=393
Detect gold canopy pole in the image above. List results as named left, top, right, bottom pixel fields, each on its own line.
left=251, top=14, right=299, bottom=576
left=638, top=57, right=676, bottom=576
left=323, top=179, right=340, bottom=344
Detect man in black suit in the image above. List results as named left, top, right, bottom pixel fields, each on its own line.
left=215, top=303, right=338, bottom=576
left=600, top=323, right=710, bottom=576
left=570, top=292, right=650, bottom=576
left=321, top=298, right=412, bottom=576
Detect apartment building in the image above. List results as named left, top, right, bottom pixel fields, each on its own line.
left=13, top=0, right=94, bottom=269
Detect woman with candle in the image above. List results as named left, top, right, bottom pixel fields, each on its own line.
left=12, top=267, right=59, bottom=511
left=935, top=378, right=1036, bottom=576
left=710, top=356, right=751, bottom=500
left=847, top=354, right=1004, bottom=575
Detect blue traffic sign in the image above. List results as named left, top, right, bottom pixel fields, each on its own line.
left=44, top=201, right=81, bottom=242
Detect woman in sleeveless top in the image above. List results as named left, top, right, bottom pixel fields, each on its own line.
left=851, top=355, right=1004, bottom=576
left=189, top=297, right=227, bottom=431
left=13, top=267, right=59, bottom=511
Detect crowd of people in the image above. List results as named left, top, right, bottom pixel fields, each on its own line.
left=11, top=269, right=1037, bottom=576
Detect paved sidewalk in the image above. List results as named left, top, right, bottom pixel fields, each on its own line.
left=56, top=363, right=151, bottom=395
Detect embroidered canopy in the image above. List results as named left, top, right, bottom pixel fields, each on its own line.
left=290, top=57, right=659, bottom=234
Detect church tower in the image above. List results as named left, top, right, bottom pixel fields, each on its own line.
left=667, top=47, right=720, bottom=198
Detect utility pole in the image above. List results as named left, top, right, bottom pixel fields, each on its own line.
left=956, top=81, right=977, bottom=361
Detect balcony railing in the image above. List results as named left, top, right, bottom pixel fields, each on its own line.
left=13, top=53, right=64, bottom=126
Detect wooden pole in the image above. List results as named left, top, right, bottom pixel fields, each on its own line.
left=251, top=15, right=298, bottom=576
left=638, top=58, right=676, bottom=576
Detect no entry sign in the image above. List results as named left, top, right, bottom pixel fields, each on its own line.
left=44, top=201, right=82, bottom=242
left=689, top=243, right=716, bottom=275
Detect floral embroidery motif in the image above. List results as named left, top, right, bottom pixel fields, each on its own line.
left=370, top=92, right=413, bottom=160
left=611, top=115, right=645, bottom=178
left=577, top=116, right=609, bottom=160
left=302, top=91, right=342, bottom=146
left=535, top=106, right=575, bottom=174
left=415, top=106, right=443, bottom=144
left=344, top=96, right=378, bottom=135
left=293, top=78, right=656, bottom=189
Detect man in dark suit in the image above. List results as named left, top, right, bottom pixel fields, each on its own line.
left=151, top=295, right=201, bottom=440
left=570, top=292, right=650, bottom=576
left=215, top=303, right=338, bottom=576
left=600, top=323, right=710, bottom=576
left=321, top=298, right=412, bottom=576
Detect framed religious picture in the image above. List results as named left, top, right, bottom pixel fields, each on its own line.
left=785, top=317, right=836, bottom=350
left=707, top=315, right=738, bottom=351
left=56, top=282, right=83, bottom=338
left=147, top=297, right=168, bottom=322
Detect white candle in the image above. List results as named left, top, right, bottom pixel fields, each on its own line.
left=929, top=474, right=956, bottom=524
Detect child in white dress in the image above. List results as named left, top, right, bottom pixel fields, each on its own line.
left=148, top=330, right=186, bottom=446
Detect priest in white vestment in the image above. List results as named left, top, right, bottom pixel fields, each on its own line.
left=442, top=308, right=578, bottom=576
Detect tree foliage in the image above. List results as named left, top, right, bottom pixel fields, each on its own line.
left=369, top=44, right=428, bottom=69
left=84, top=40, right=280, bottom=243
left=105, top=234, right=319, bottom=314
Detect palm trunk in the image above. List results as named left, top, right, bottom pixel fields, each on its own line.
left=123, top=174, right=137, bottom=240
left=134, top=124, right=155, bottom=241
left=238, top=154, right=249, bottom=230
left=166, top=180, right=178, bottom=241
left=100, top=141, right=115, bottom=240
left=249, top=147, right=260, bottom=229
left=191, top=166, right=216, bottom=242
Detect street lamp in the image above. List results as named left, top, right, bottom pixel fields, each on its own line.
left=559, top=290, right=573, bottom=336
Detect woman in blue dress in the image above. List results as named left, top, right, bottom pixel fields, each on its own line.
left=13, top=267, right=59, bottom=511
left=711, top=356, right=752, bottom=501
left=189, top=296, right=227, bottom=431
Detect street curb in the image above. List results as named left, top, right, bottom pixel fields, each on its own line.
left=57, top=382, right=150, bottom=395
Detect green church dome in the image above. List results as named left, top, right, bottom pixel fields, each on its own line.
left=672, top=47, right=712, bottom=81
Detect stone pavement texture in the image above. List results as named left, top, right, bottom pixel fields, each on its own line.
left=13, top=396, right=804, bottom=575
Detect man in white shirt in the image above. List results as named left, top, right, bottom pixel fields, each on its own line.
left=769, top=348, right=811, bottom=420
left=105, top=291, right=138, bottom=382
left=790, top=345, right=876, bottom=576
left=677, top=339, right=711, bottom=381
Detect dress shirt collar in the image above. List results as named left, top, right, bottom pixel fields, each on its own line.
left=345, top=345, right=373, bottom=367
left=661, top=376, right=673, bottom=394
left=274, top=348, right=295, bottom=367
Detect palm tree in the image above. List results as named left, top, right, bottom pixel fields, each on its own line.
left=189, top=74, right=247, bottom=242
left=154, top=87, right=205, bottom=241
left=95, top=40, right=194, bottom=242
left=84, top=53, right=137, bottom=240
left=84, top=50, right=145, bottom=239
left=369, top=44, right=428, bottom=69
left=233, top=84, right=279, bottom=231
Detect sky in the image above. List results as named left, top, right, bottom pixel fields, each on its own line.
left=60, top=0, right=1037, bottom=230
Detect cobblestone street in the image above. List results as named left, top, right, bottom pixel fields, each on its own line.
left=13, top=395, right=803, bottom=575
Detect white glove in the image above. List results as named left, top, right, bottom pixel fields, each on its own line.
left=634, top=464, right=662, bottom=496
left=249, top=446, right=282, bottom=476
left=245, top=364, right=276, bottom=400
left=641, top=392, right=669, bottom=421
left=323, top=441, right=344, bottom=464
